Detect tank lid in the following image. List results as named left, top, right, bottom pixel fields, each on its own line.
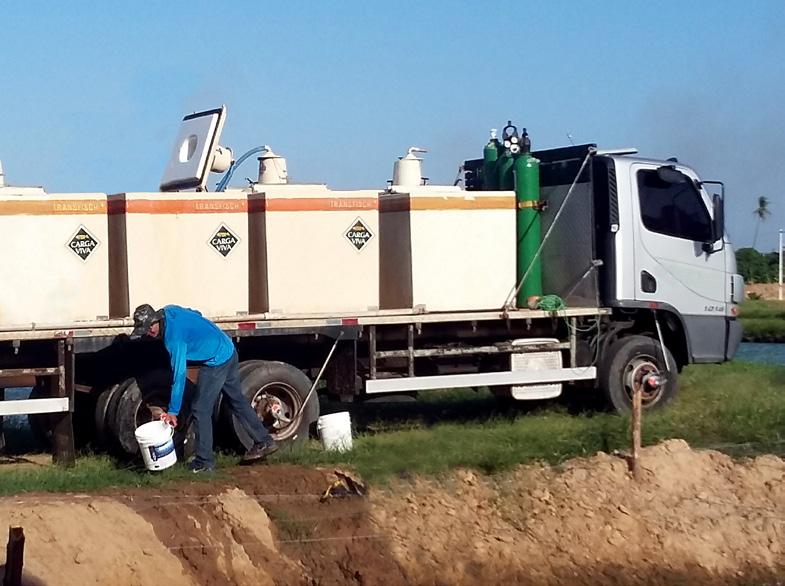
left=400, top=146, right=427, bottom=161
left=258, top=145, right=284, bottom=160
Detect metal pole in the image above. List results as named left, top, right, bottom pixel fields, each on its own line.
left=779, top=229, right=783, bottom=301
left=298, top=331, right=344, bottom=415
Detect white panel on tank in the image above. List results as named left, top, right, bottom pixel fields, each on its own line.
left=0, top=191, right=109, bottom=326
left=107, top=190, right=250, bottom=318
left=160, top=106, right=227, bottom=192
left=379, top=186, right=516, bottom=311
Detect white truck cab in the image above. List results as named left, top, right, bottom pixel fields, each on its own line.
left=599, top=154, right=743, bottom=364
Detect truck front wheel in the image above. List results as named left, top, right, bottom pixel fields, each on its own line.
left=599, top=335, right=678, bottom=413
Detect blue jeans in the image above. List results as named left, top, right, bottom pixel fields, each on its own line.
left=191, top=351, right=272, bottom=467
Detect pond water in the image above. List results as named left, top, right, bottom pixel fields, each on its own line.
left=2, top=387, right=32, bottom=432
left=735, top=343, right=785, bottom=366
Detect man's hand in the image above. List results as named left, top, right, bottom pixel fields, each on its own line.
left=160, top=413, right=178, bottom=428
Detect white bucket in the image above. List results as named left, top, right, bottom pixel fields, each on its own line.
left=135, top=420, right=177, bottom=471
left=317, top=411, right=353, bottom=452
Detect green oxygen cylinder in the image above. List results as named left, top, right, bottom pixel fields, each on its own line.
left=482, top=129, right=500, bottom=190
left=497, top=149, right=514, bottom=191
left=514, top=130, right=542, bottom=306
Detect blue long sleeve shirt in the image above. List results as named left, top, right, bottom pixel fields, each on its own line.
left=162, top=305, right=235, bottom=415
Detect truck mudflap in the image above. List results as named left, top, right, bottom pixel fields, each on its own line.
left=726, top=317, right=744, bottom=361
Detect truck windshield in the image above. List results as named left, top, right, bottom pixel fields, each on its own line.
left=637, top=170, right=712, bottom=242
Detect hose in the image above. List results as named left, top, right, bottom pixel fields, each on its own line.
left=535, top=294, right=566, bottom=312
left=216, top=146, right=265, bottom=192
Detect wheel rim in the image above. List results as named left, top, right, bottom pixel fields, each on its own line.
left=622, top=354, right=664, bottom=407
left=249, top=382, right=303, bottom=442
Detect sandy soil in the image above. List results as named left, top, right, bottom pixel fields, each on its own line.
left=3, top=442, right=785, bottom=585
left=747, top=283, right=783, bottom=300
left=374, top=440, right=785, bottom=585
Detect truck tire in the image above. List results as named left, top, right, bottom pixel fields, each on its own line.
left=94, top=379, right=133, bottom=449
left=599, top=335, right=678, bottom=413
left=226, top=361, right=317, bottom=450
left=110, top=370, right=195, bottom=459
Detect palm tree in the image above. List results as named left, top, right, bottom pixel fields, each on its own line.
left=752, top=196, right=772, bottom=249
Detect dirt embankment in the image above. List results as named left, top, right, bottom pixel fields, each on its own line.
left=747, top=283, right=782, bottom=300
left=3, top=441, right=785, bottom=585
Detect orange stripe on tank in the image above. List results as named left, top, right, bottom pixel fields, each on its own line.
left=107, top=199, right=249, bottom=215
left=248, top=197, right=379, bottom=213
left=379, top=196, right=514, bottom=212
left=108, top=197, right=378, bottom=214
left=0, top=200, right=108, bottom=215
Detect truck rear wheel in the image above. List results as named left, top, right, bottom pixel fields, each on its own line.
left=110, top=370, right=195, bottom=459
left=599, top=335, right=678, bottom=413
left=225, top=361, right=317, bottom=450
left=94, top=379, right=132, bottom=449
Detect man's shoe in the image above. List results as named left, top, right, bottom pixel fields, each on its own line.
left=241, top=440, right=279, bottom=464
left=188, top=460, right=215, bottom=474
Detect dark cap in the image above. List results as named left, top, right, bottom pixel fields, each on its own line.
left=130, top=304, right=163, bottom=340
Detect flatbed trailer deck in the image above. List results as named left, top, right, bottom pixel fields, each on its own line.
left=0, top=306, right=610, bottom=465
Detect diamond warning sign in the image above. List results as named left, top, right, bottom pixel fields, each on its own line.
left=345, top=217, right=373, bottom=251
left=209, top=224, right=240, bottom=257
left=67, top=226, right=99, bottom=261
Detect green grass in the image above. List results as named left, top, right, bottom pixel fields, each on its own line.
left=739, top=299, right=785, bottom=320
left=0, top=453, right=234, bottom=496
left=739, top=300, right=785, bottom=341
left=739, top=318, right=785, bottom=342
left=2, top=360, right=785, bottom=494
left=278, top=361, right=785, bottom=481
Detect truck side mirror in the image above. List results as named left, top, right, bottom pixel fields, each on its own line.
left=712, top=193, right=724, bottom=242
left=702, top=193, right=725, bottom=254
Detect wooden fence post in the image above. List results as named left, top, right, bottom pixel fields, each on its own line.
left=3, top=526, right=24, bottom=586
left=630, top=384, right=642, bottom=479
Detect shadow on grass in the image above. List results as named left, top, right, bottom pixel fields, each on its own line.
left=318, top=383, right=608, bottom=435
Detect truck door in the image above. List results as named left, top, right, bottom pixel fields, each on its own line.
left=630, top=163, right=728, bottom=362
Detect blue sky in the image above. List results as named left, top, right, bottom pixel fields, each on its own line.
left=1, top=1, right=783, bottom=250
